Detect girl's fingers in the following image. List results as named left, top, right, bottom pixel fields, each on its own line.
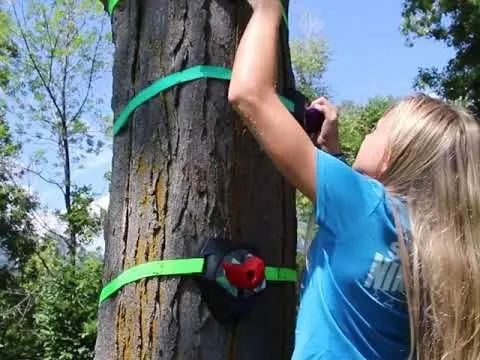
left=311, top=103, right=328, bottom=113
left=311, top=97, right=328, bottom=106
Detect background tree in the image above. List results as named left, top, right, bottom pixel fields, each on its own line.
left=0, top=118, right=39, bottom=360
left=401, top=0, right=480, bottom=114
left=290, top=35, right=329, bottom=102
left=95, top=0, right=297, bottom=359
left=339, top=96, right=395, bottom=164
left=0, top=11, right=39, bottom=356
left=5, top=0, right=111, bottom=259
left=0, top=10, right=16, bottom=88
left=0, top=0, right=109, bottom=358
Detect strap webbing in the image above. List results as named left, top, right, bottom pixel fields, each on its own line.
left=112, top=65, right=295, bottom=136
left=99, top=258, right=297, bottom=304
left=107, top=0, right=289, bottom=27
left=108, top=0, right=120, bottom=14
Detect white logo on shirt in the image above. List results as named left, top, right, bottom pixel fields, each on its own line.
left=363, top=241, right=404, bottom=293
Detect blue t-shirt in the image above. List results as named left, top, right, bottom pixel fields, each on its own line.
left=292, top=149, right=410, bottom=360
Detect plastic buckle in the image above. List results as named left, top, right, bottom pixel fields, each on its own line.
left=195, top=237, right=266, bottom=324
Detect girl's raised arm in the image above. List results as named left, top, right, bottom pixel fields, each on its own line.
left=228, top=0, right=316, bottom=201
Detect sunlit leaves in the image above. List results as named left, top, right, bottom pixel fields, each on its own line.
left=338, top=96, right=395, bottom=164
left=401, top=0, right=480, bottom=114
left=6, top=0, right=112, bottom=174
left=290, top=36, right=329, bottom=102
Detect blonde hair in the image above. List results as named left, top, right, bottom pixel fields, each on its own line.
left=378, top=93, right=480, bottom=359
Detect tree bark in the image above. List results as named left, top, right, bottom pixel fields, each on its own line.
left=95, top=1, right=297, bottom=359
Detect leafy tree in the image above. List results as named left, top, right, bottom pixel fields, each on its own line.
left=5, top=0, right=111, bottom=259
left=22, top=241, right=102, bottom=360
left=0, top=121, right=38, bottom=359
left=401, top=0, right=480, bottom=114
left=0, top=121, right=38, bottom=276
left=339, top=96, right=395, bottom=164
left=0, top=9, right=17, bottom=88
left=0, top=239, right=103, bottom=360
left=290, top=35, right=329, bottom=102
left=0, top=114, right=39, bottom=360
left=0, top=1, right=110, bottom=358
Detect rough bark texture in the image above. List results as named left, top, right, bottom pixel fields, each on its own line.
left=95, top=1, right=297, bottom=359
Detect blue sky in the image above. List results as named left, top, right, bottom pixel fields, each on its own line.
left=26, top=0, right=455, bottom=214
left=290, top=0, right=454, bottom=103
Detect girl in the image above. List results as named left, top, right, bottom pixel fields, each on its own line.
left=228, top=0, right=480, bottom=359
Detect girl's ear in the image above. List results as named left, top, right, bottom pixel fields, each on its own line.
left=377, top=150, right=390, bottom=180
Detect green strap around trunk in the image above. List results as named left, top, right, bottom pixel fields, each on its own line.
left=99, top=258, right=297, bottom=303
left=112, top=65, right=295, bottom=136
left=108, top=0, right=292, bottom=136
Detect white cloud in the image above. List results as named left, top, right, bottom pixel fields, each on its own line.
left=426, top=91, right=442, bottom=99
left=86, top=193, right=109, bottom=254
left=73, top=148, right=112, bottom=177
left=0, top=247, right=8, bottom=266
left=90, top=193, right=109, bottom=216
left=30, top=192, right=110, bottom=255
left=32, top=209, right=67, bottom=238
left=291, top=2, right=325, bottom=39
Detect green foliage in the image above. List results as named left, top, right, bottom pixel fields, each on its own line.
left=57, top=185, right=102, bottom=247
left=0, top=119, right=37, bottom=359
left=0, top=183, right=37, bottom=268
left=290, top=36, right=329, bottom=101
left=0, top=10, right=16, bottom=89
left=0, top=2, right=108, bottom=358
left=0, top=241, right=102, bottom=360
left=339, top=96, right=395, bottom=164
left=0, top=117, right=38, bottom=282
left=4, top=0, right=112, bottom=250
left=6, top=0, right=111, bottom=161
left=401, top=0, right=480, bottom=114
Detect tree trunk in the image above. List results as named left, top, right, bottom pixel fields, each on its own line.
left=95, top=1, right=297, bottom=359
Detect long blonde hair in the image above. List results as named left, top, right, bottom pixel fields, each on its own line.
left=378, top=94, right=480, bottom=359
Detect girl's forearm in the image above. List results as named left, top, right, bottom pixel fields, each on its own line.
left=229, top=1, right=282, bottom=101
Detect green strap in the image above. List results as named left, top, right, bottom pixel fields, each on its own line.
left=99, top=258, right=297, bottom=304
left=265, top=266, right=297, bottom=282
left=113, top=65, right=228, bottom=135
left=108, top=0, right=120, bottom=14
left=107, top=0, right=289, bottom=27
left=278, top=1, right=289, bottom=26
left=99, top=258, right=205, bottom=303
left=112, top=65, right=294, bottom=136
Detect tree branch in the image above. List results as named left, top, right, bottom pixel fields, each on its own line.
left=21, top=165, right=65, bottom=195
left=40, top=6, right=58, bottom=87
left=31, top=210, right=68, bottom=242
left=71, top=21, right=105, bottom=123
left=34, top=250, right=54, bottom=276
left=12, top=3, right=65, bottom=122
left=60, top=52, right=75, bottom=259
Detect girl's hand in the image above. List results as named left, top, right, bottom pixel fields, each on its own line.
left=310, top=97, right=341, bottom=154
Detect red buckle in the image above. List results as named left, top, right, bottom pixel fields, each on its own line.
left=222, top=255, right=265, bottom=290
